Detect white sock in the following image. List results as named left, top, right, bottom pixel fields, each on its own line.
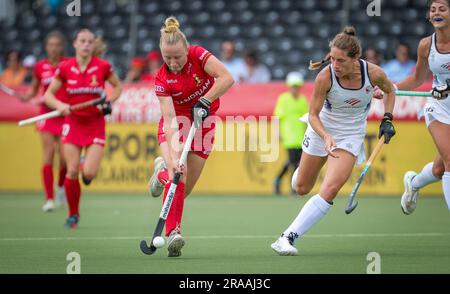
left=283, top=194, right=332, bottom=242
left=411, top=162, right=440, bottom=191
left=442, top=172, right=450, bottom=211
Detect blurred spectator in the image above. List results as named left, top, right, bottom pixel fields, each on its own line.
left=381, top=42, right=415, bottom=82
left=23, top=54, right=37, bottom=83
left=273, top=72, right=309, bottom=195
left=124, top=57, right=146, bottom=83
left=238, top=49, right=271, bottom=83
left=0, top=50, right=27, bottom=87
left=363, top=47, right=382, bottom=66
left=141, top=50, right=163, bottom=84
left=220, top=41, right=245, bottom=82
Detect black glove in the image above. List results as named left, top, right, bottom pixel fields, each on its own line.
left=431, top=80, right=450, bottom=100
left=378, top=112, right=396, bottom=144
left=100, top=101, right=112, bottom=116
left=191, top=97, right=210, bottom=124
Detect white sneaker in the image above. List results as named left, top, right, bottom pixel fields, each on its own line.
left=55, top=186, right=66, bottom=207
left=401, top=171, right=419, bottom=215
left=271, top=234, right=298, bottom=256
left=148, top=156, right=166, bottom=197
left=42, top=200, right=56, bottom=212
left=167, top=229, right=185, bottom=257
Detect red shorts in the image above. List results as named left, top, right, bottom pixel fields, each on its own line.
left=61, top=114, right=106, bottom=148
left=36, top=107, right=64, bottom=136
left=157, top=116, right=215, bottom=159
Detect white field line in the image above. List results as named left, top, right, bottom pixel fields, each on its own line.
left=0, top=232, right=449, bottom=242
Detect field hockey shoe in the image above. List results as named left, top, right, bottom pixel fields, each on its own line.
left=55, top=186, right=66, bottom=207
left=167, top=229, right=185, bottom=257
left=271, top=232, right=298, bottom=256
left=148, top=156, right=166, bottom=197
left=64, top=214, right=79, bottom=229
left=42, top=199, right=56, bottom=212
left=401, top=171, right=419, bottom=215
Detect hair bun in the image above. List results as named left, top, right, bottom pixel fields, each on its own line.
left=343, top=26, right=356, bottom=36
left=164, top=16, right=180, bottom=32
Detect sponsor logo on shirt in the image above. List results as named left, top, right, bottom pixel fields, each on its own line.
left=155, top=85, right=165, bottom=93
left=87, top=66, right=98, bottom=74
left=67, top=87, right=103, bottom=95
left=70, top=66, right=80, bottom=74
left=199, top=50, right=209, bottom=61
left=174, top=79, right=211, bottom=105
left=344, top=98, right=361, bottom=106
left=173, top=92, right=183, bottom=97
left=167, top=79, right=178, bottom=84
left=68, top=80, right=78, bottom=85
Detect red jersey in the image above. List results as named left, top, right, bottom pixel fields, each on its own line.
left=34, top=57, right=69, bottom=111
left=155, top=45, right=219, bottom=116
left=55, top=56, right=112, bottom=118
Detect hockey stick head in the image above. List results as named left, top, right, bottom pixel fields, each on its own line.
left=140, top=240, right=157, bottom=255
left=345, top=200, right=358, bottom=214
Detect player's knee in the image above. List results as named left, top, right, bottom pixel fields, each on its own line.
left=82, top=170, right=96, bottom=180
left=441, top=155, right=450, bottom=171
left=295, top=182, right=312, bottom=196
left=66, top=167, right=79, bottom=179
left=432, top=163, right=445, bottom=179
left=321, top=183, right=340, bottom=199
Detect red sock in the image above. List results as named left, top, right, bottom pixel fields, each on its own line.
left=64, top=178, right=81, bottom=217
left=42, top=164, right=54, bottom=200
left=157, top=169, right=169, bottom=185
left=163, top=181, right=185, bottom=236
left=58, top=166, right=67, bottom=187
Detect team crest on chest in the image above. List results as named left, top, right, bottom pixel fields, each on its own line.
left=365, top=86, right=372, bottom=94
left=90, top=75, right=98, bottom=86
left=193, top=74, right=202, bottom=86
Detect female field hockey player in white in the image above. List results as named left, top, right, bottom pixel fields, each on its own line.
left=375, top=0, right=450, bottom=214
left=271, top=26, right=397, bottom=256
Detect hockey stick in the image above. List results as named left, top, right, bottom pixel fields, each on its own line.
left=18, top=91, right=106, bottom=126
left=345, top=137, right=385, bottom=214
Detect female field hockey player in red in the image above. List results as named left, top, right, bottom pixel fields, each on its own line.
left=148, top=16, right=234, bottom=257
left=374, top=0, right=450, bottom=214
left=44, top=29, right=122, bottom=228
left=21, top=31, right=68, bottom=212
left=271, top=27, right=396, bottom=256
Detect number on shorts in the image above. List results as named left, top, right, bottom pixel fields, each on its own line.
left=303, top=135, right=310, bottom=148
left=62, top=124, right=70, bottom=137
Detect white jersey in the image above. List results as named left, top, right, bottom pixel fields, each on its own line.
left=425, top=33, right=450, bottom=126
left=321, top=59, right=374, bottom=136
left=302, top=60, right=374, bottom=164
